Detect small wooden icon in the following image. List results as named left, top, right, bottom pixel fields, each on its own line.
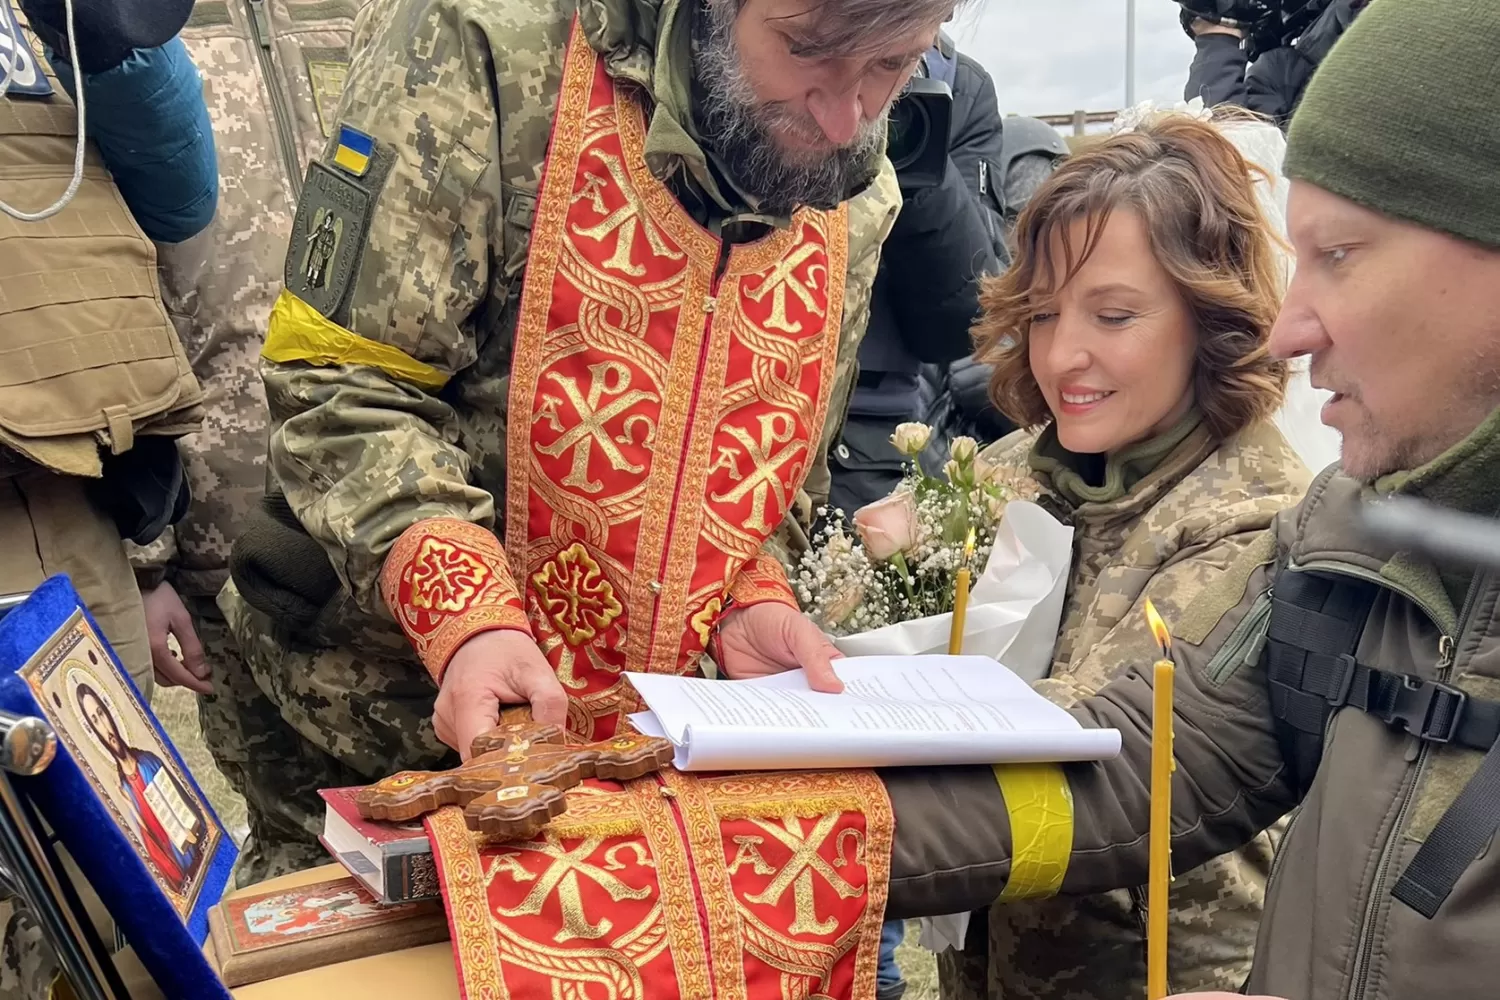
left=352, top=721, right=674, bottom=841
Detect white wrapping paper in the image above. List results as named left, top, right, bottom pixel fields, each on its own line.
left=830, top=501, right=1073, bottom=683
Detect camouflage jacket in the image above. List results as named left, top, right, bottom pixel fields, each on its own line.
left=946, top=415, right=1309, bottom=998
left=242, top=0, right=899, bottom=630
left=132, top=0, right=370, bottom=598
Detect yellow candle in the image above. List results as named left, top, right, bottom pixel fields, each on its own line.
left=948, top=568, right=970, bottom=655
left=948, top=528, right=977, bottom=655
left=1144, top=599, right=1175, bottom=1000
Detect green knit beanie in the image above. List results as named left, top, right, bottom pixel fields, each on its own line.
left=1285, top=0, right=1500, bottom=248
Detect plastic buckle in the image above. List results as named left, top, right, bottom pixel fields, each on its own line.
left=1391, top=675, right=1468, bottom=745
left=1327, top=654, right=1358, bottom=706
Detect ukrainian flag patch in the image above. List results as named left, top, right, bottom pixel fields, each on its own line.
left=332, top=125, right=374, bottom=177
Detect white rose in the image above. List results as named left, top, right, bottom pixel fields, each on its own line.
left=949, top=436, right=978, bottom=464
left=890, top=422, right=933, bottom=457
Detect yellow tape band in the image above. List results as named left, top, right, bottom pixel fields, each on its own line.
left=261, top=288, right=448, bottom=391
left=993, top=762, right=1073, bottom=901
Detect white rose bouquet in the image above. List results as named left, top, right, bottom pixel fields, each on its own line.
left=790, top=422, right=1044, bottom=635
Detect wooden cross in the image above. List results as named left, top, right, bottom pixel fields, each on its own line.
left=353, top=719, right=675, bottom=841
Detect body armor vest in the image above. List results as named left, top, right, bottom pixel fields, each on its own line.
left=0, top=62, right=202, bottom=478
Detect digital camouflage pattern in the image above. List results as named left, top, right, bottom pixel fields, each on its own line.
left=254, top=0, right=896, bottom=614
left=138, top=1, right=373, bottom=896
left=213, top=0, right=901, bottom=882
left=0, top=909, right=57, bottom=1000
left=130, top=0, right=370, bottom=600
left=937, top=417, right=1309, bottom=1000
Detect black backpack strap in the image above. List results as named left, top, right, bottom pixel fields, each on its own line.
left=1265, top=568, right=1379, bottom=794
left=1392, top=735, right=1500, bottom=918
left=1267, top=567, right=1500, bottom=919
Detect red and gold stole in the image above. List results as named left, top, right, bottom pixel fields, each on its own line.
left=426, top=770, right=892, bottom=1000
left=504, top=17, right=848, bottom=739
left=383, top=16, right=846, bottom=739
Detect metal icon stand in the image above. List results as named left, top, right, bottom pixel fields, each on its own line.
left=0, top=712, right=129, bottom=1000
left=0, top=593, right=128, bottom=999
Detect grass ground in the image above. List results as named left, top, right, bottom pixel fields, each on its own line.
left=151, top=685, right=941, bottom=998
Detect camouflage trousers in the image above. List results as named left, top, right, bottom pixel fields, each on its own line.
left=0, top=840, right=148, bottom=1000
left=201, top=581, right=455, bottom=887
left=934, top=834, right=1276, bottom=1000
left=0, top=906, right=60, bottom=1000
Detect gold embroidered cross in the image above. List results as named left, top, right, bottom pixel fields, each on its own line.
left=730, top=814, right=865, bottom=936
left=744, top=240, right=825, bottom=334
left=534, top=361, right=658, bottom=493
left=570, top=149, right=684, bottom=275
left=489, top=837, right=654, bottom=943
left=710, top=412, right=805, bottom=532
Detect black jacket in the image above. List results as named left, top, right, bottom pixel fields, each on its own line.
left=855, top=51, right=1007, bottom=386
left=828, top=50, right=1008, bottom=517
left=1186, top=34, right=1310, bottom=127
left=1184, top=0, right=1366, bottom=127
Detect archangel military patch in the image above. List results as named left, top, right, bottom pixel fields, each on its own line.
left=284, top=160, right=372, bottom=320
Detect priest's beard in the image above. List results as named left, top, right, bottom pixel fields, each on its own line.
left=691, top=2, right=886, bottom=217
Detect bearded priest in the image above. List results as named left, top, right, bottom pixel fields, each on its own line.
left=216, top=0, right=958, bottom=951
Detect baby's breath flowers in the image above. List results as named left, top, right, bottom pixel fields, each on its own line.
left=789, top=424, right=1039, bottom=635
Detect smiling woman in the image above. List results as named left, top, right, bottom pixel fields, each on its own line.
left=979, top=111, right=1288, bottom=450
left=936, top=112, right=1311, bottom=1000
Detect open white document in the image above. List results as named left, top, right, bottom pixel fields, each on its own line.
left=626, top=655, right=1121, bottom=771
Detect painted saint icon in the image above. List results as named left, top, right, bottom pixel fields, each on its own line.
left=74, top=681, right=206, bottom=894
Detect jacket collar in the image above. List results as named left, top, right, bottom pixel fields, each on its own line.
left=1027, top=410, right=1212, bottom=517
left=1291, top=405, right=1500, bottom=635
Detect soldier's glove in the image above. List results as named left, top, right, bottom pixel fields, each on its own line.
left=88, top=436, right=192, bottom=546
left=229, top=493, right=342, bottom=635
left=19, top=0, right=195, bottom=75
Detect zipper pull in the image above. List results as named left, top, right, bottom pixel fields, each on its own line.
left=248, top=0, right=273, bottom=47
left=1438, top=634, right=1456, bottom=672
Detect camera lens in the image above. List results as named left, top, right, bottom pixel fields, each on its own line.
left=887, top=99, right=931, bottom=172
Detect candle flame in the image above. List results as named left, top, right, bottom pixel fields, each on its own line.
left=1144, top=598, right=1171, bottom=656
left=963, top=526, right=976, bottom=560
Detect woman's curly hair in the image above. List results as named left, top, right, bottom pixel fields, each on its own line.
left=976, top=111, right=1289, bottom=440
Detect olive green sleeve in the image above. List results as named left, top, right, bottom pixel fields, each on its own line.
left=884, top=541, right=1298, bottom=919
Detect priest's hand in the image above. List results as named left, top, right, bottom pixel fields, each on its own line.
left=435, top=630, right=569, bottom=759
left=714, top=603, right=845, bottom=693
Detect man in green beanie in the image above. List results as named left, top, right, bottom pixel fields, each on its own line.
left=873, top=1, right=1500, bottom=996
